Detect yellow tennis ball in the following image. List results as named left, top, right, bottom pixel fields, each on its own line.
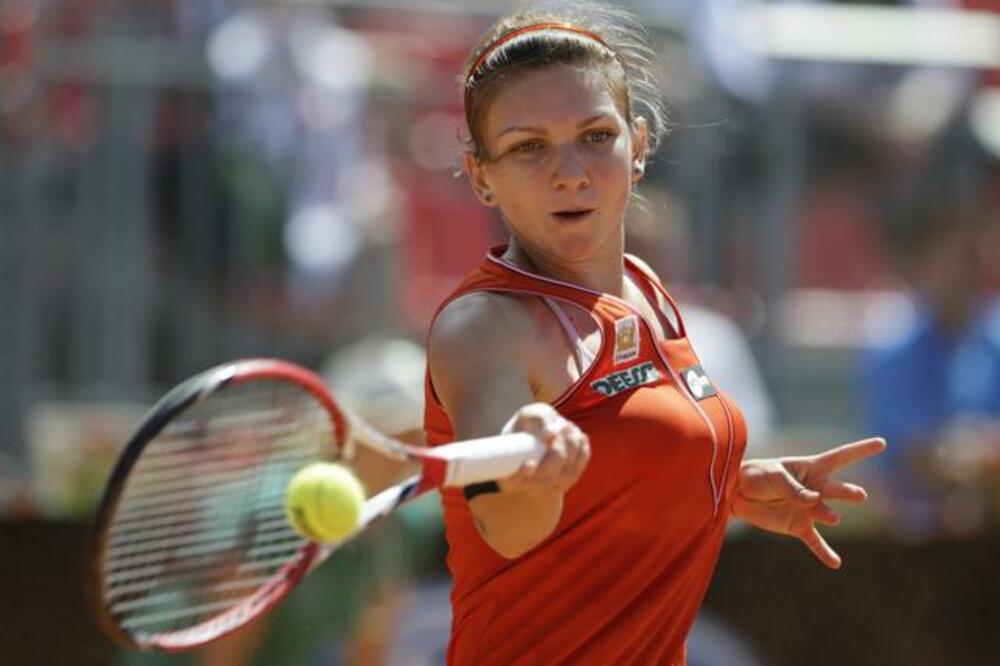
left=285, top=463, right=365, bottom=542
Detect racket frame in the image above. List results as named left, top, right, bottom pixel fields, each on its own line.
left=87, top=359, right=347, bottom=651
left=88, top=358, right=545, bottom=652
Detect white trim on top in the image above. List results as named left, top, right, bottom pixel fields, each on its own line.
left=487, top=250, right=727, bottom=513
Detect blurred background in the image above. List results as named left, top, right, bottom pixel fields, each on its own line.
left=1, top=0, right=998, bottom=664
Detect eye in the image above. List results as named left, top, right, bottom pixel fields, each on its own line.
left=511, top=140, right=543, bottom=154
left=585, top=129, right=615, bottom=144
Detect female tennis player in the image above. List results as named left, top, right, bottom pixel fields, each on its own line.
left=425, top=2, right=885, bottom=664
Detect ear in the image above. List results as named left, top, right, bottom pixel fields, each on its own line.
left=629, top=116, right=649, bottom=182
left=462, top=151, right=498, bottom=207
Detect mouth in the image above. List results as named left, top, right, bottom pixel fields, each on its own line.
left=550, top=208, right=596, bottom=222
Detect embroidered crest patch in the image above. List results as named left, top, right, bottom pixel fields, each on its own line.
left=613, top=315, right=640, bottom=364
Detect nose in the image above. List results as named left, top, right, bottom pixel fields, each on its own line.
left=550, top=146, right=590, bottom=192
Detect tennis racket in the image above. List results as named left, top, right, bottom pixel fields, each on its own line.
left=87, top=358, right=544, bottom=652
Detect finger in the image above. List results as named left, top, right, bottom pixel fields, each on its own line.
left=497, top=460, right=537, bottom=493
left=512, top=404, right=562, bottom=443
left=771, top=467, right=821, bottom=505
left=549, top=433, right=568, bottom=459
left=812, top=502, right=841, bottom=526
left=575, top=442, right=590, bottom=476
left=511, top=408, right=544, bottom=432
left=559, top=425, right=581, bottom=468
left=532, top=441, right=570, bottom=484
left=813, top=437, right=886, bottom=472
left=801, top=526, right=842, bottom=569
left=517, top=421, right=559, bottom=449
left=564, top=428, right=590, bottom=480
left=572, top=434, right=591, bottom=478
left=514, top=458, right=540, bottom=482
left=821, top=481, right=868, bottom=503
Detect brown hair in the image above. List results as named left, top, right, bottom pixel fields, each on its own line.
left=462, top=1, right=668, bottom=162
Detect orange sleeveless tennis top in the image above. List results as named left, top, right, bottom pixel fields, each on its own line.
left=424, top=247, right=748, bottom=665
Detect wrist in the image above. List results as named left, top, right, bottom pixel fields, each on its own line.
left=463, top=480, right=501, bottom=500
left=730, top=461, right=755, bottom=518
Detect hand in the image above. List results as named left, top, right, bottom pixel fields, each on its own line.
left=498, top=403, right=590, bottom=497
left=732, top=437, right=886, bottom=569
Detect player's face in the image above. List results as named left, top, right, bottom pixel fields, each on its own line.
left=466, top=64, right=646, bottom=263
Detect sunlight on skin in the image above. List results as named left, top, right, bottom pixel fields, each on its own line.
left=733, top=437, right=887, bottom=569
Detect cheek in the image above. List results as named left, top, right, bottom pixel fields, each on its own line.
left=594, top=147, right=633, bottom=196
left=591, top=134, right=633, bottom=175
left=490, top=164, right=548, bottom=206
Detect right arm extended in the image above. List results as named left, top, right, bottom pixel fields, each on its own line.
left=428, top=293, right=590, bottom=559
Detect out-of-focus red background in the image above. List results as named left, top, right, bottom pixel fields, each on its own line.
left=1, top=1, right=998, bottom=665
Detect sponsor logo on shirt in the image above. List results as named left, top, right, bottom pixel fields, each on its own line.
left=681, top=364, right=716, bottom=400
left=613, top=315, right=640, bottom=364
left=590, top=361, right=661, bottom=397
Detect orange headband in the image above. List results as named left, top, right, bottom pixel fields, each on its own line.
left=465, top=22, right=613, bottom=89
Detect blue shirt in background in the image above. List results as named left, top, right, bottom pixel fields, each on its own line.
left=861, top=295, right=1000, bottom=536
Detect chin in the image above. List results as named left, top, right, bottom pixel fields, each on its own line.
left=551, top=234, right=606, bottom=263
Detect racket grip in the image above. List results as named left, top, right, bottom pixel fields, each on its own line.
left=435, top=433, right=547, bottom=487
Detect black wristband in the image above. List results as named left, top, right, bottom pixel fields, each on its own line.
left=463, top=480, right=501, bottom=500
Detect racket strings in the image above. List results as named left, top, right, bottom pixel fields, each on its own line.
left=102, top=380, right=337, bottom=638
left=113, top=421, right=319, bottom=496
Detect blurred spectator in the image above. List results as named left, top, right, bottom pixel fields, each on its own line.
left=205, top=4, right=379, bottom=324
left=861, top=188, right=1000, bottom=541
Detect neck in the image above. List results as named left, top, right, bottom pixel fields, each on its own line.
left=503, top=233, right=625, bottom=296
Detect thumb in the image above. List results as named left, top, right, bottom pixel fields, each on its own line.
left=776, top=467, right=820, bottom=505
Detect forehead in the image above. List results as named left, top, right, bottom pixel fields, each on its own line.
left=483, top=64, right=624, bottom=138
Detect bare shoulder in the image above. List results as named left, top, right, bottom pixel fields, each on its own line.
left=428, top=291, right=533, bottom=374
left=428, top=291, right=537, bottom=435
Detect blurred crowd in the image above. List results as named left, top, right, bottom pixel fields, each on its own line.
left=1, top=0, right=999, bottom=664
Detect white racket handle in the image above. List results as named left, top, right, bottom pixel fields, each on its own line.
left=435, top=432, right=547, bottom=487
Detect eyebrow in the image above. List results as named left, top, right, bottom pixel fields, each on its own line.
left=495, top=112, right=616, bottom=139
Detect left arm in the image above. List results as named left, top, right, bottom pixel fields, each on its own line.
left=731, top=437, right=886, bottom=569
